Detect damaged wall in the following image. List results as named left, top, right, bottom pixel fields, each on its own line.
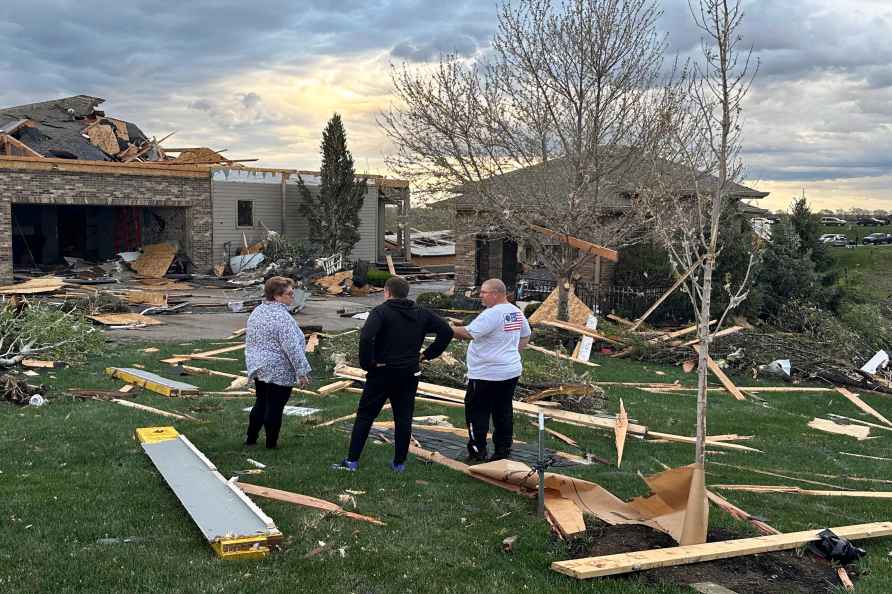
left=211, top=169, right=284, bottom=263
left=0, top=158, right=212, bottom=281
left=142, top=207, right=192, bottom=258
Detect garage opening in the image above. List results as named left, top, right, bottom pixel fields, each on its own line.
left=11, top=204, right=191, bottom=271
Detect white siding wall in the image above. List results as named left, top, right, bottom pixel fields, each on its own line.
left=212, top=170, right=380, bottom=264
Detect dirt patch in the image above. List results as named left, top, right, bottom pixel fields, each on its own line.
left=567, top=523, right=850, bottom=594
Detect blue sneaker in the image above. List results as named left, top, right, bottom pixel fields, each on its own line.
left=390, top=461, right=406, bottom=473
left=332, top=459, right=358, bottom=472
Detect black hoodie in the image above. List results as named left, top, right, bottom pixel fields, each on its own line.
left=358, top=298, right=453, bottom=373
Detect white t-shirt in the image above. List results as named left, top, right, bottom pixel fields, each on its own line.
left=466, top=302, right=532, bottom=381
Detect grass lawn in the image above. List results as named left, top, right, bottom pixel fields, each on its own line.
left=3, top=336, right=892, bottom=593
left=828, top=245, right=892, bottom=302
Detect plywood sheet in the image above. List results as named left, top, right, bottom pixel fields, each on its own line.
left=125, top=291, right=168, bottom=306
left=131, top=243, right=177, bottom=278
left=0, top=276, right=64, bottom=294
left=808, top=418, right=871, bottom=440
left=90, top=313, right=162, bottom=326
left=528, top=287, right=593, bottom=327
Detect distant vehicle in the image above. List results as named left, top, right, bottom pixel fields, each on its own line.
left=821, top=234, right=850, bottom=247
left=863, top=233, right=892, bottom=245
left=856, top=217, right=889, bottom=226
left=751, top=217, right=777, bottom=225
left=820, top=216, right=848, bottom=226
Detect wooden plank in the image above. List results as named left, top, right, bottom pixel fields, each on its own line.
left=180, top=365, right=242, bottom=380
left=629, top=258, right=702, bottom=331
left=544, top=491, right=586, bottom=537
left=710, top=485, right=892, bottom=498
left=305, top=333, right=319, bottom=353
left=336, top=365, right=648, bottom=435
left=808, top=418, right=871, bottom=440
left=238, top=482, right=385, bottom=526
left=646, top=432, right=762, bottom=453
left=551, top=522, right=892, bottom=579
left=681, top=326, right=744, bottom=348
left=111, top=398, right=196, bottom=421
left=525, top=344, right=600, bottom=368
left=530, top=423, right=578, bottom=448
left=22, top=359, right=62, bottom=369
left=827, top=413, right=892, bottom=433
left=529, top=224, right=618, bottom=262
left=835, top=387, right=892, bottom=428
left=172, top=354, right=236, bottom=362
left=0, top=276, right=64, bottom=294
left=317, top=380, right=354, bottom=395
left=162, top=343, right=245, bottom=365
left=606, top=314, right=635, bottom=327
left=540, top=319, right=624, bottom=346
left=385, top=255, right=397, bottom=276
left=407, top=443, right=532, bottom=496
left=615, top=399, right=628, bottom=468
left=709, top=462, right=849, bottom=490
left=695, top=348, right=746, bottom=401
left=705, top=490, right=779, bottom=536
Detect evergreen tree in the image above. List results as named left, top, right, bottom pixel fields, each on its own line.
left=298, top=114, right=367, bottom=258
left=789, top=195, right=831, bottom=271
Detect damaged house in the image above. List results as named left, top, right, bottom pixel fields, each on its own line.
left=450, top=161, right=768, bottom=295
left=0, top=95, right=408, bottom=282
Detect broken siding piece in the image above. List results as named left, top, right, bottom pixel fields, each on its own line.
left=106, top=367, right=200, bottom=397
left=551, top=522, right=892, bottom=579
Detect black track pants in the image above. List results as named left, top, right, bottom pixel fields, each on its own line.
left=464, top=377, right=519, bottom=459
left=347, top=368, right=419, bottom=465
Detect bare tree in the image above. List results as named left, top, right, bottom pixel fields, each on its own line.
left=380, top=0, right=681, bottom=318
left=635, top=0, right=758, bottom=543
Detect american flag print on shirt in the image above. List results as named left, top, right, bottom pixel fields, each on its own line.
left=503, top=311, right=524, bottom=332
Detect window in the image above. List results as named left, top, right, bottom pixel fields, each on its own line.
left=237, top=200, right=253, bottom=227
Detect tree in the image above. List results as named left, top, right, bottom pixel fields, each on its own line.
left=789, top=194, right=831, bottom=272
left=635, top=0, right=757, bottom=544
left=751, top=218, right=821, bottom=321
left=380, top=0, right=681, bottom=319
left=298, top=114, right=367, bottom=258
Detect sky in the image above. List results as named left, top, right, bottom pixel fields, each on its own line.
left=1, top=0, right=891, bottom=212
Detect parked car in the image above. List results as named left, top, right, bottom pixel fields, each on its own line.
left=820, top=216, right=848, bottom=226
left=856, top=217, right=888, bottom=226
left=821, top=234, right=850, bottom=247
left=863, top=233, right=892, bottom=245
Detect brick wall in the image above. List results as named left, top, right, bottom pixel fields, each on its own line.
left=0, top=167, right=212, bottom=281
left=454, top=210, right=478, bottom=289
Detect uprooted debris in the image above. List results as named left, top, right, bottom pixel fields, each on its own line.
left=1, top=374, right=47, bottom=405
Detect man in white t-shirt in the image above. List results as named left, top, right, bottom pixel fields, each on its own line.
left=451, top=278, right=531, bottom=462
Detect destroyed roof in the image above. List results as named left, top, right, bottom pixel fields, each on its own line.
left=384, top=230, right=455, bottom=257
left=0, top=95, right=150, bottom=161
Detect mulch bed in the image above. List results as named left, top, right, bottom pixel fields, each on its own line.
left=567, top=523, right=850, bottom=594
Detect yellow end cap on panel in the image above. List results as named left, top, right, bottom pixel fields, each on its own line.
left=135, top=426, right=180, bottom=444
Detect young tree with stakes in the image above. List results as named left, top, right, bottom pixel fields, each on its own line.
left=298, top=114, right=367, bottom=258
left=636, top=0, right=758, bottom=543
left=380, top=0, right=681, bottom=319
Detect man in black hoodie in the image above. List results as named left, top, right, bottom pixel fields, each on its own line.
left=333, top=275, right=453, bottom=472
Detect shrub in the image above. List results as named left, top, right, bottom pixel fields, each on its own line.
left=523, top=302, right=541, bottom=318
left=416, top=292, right=452, bottom=309
left=838, top=303, right=892, bottom=354
left=366, top=269, right=392, bottom=287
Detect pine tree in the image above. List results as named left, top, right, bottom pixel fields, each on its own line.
left=790, top=195, right=831, bottom=272
left=298, top=114, right=367, bottom=258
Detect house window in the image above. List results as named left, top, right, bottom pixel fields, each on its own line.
left=237, top=200, right=253, bottom=227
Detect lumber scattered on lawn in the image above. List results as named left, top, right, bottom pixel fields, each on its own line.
left=162, top=343, right=245, bottom=365
left=808, top=418, right=871, bottom=440
left=531, top=423, right=579, bottom=448
left=551, top=522, right=892, bottom=579
left=705, top=490, right=779, bottom=536
left=709, top=461, right=850, bottom=490
left=628, top=258, right=702, bottom=331
left=335, top=365, right=648, bottom=435
left=540, top=319, right=624, bottom=346
left=525, top=343, right=600, bottom=368
left=314, top=405, right=391, bottom=428
left=652, top=320, right=716, bottom=343
left=694, top=347, right=746, bottom=401
left=614, top=399, right=628, bottom=468
left=840, top=452, right=892, bottom=462
left=827, top=413, right=892, bottom=433
left=646, top=431, right=762, bottom=453
left=606, top=314, right=634, bottom=327
left=180, top=365, right=241, bottom=380
left=317, top=380, right=354, bottom=395
left=835, top=386, right=892, bottom=428
left=238, top=482, right=385, bottom=525
left=111, top=398, right=197, bottom=421
left=407, top=443, right=532, bottom=496
left=711, top=485, right=892, bottom=498
left=544, top=490, right=587, bottom=537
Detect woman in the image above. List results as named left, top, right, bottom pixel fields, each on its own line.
left=244, top=276, right=311, bottom=449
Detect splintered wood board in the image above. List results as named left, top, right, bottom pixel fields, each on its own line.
left=106, top=367, right=200, bottom=397
left=125, top=291, right=168, bottom=306
left=161, top=343, right=245, bottom=364
left=90, top=313, right=163, bottom=326
left=551, top=522, right=892, bottom=579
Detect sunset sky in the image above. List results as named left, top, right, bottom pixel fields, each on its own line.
left=2, top=0, right=891, bottom=212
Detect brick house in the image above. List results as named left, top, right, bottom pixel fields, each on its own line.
left=451, top=168, right=768, bottom=293
left=0, top=96, right=408, bottom=281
